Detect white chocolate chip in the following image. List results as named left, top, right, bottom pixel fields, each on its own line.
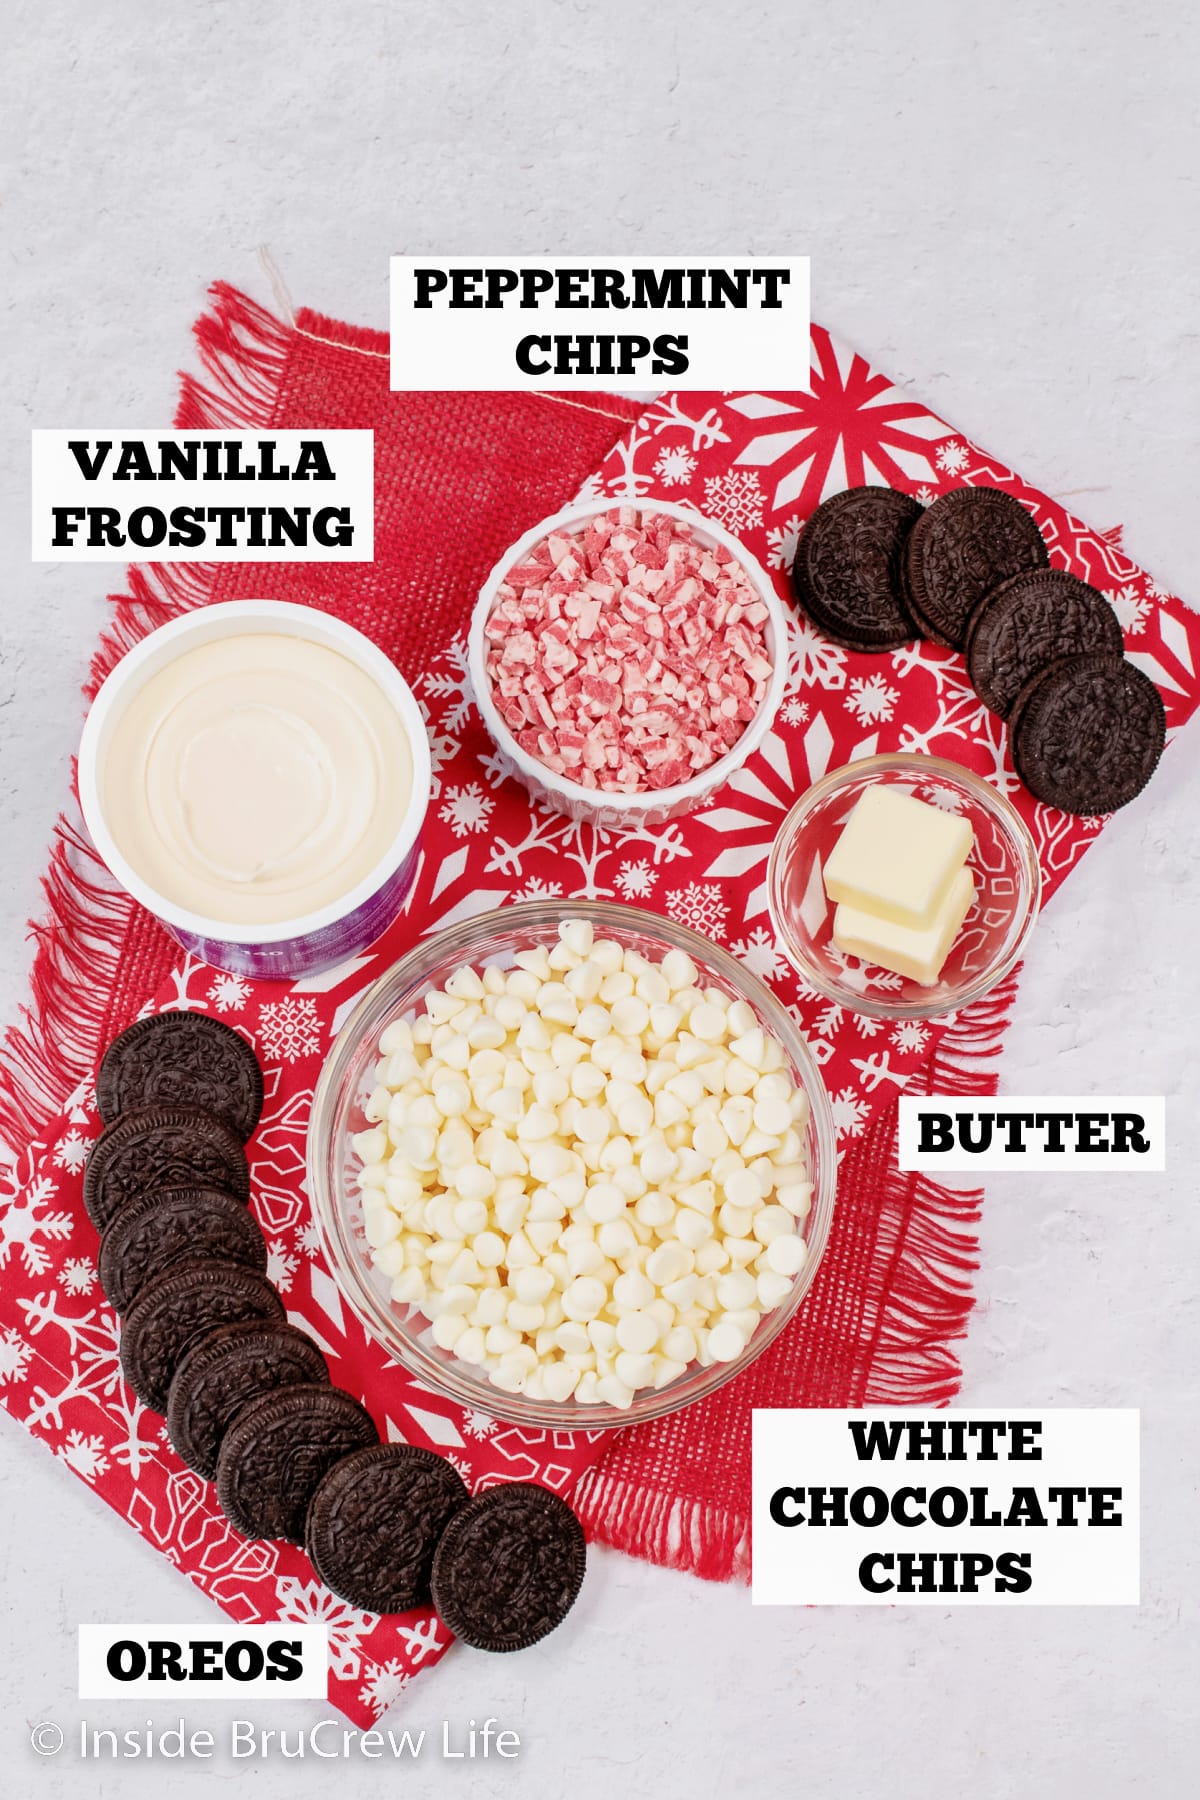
left=597, top=1218, right=638, bottom=1259
left=757, top=1270, right=794, bottom=1310
left=716, top=1269, right=758, bottom=1310
left=471, top=1230, right=506, bottom=1269
left=689, top=1002, right=727, bottom=1043
left=559, top=918, right=595, bottom=958
left=432, top=1312, right=468, bottom=1350
left=543, top=1362, right=580, bottom=1401
left=752, top=1205, right=796, bottom=1245
left=645, top=1241, right=692, bottom=1286
left=596, top=1374, right=635, bottom=1409
left=777, top=1181, right=813, bottom=1218
left=612, top=1267, right=656, bottom=1309
left=562, top=1275, right=607, bottom=1320
left=615, top=1309, right=661, bottom=1354
left=614, top=1350, right=655, bottom=1390
left=564, top=960, right=604, bottom=1002
left=765, top=1233, right=808, bottom=1275
left=707, top=1321, right=747, bottom=1363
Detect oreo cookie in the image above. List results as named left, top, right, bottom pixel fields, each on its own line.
left=83, top=1105, right=250, bottom=1232
left=1009, top=651, right=1166, bottom=816
left=167, top=1321, right=329, bottom=1480
left=791, top=486, right=921, bottom=651
left=216, top=1385, right=378, bottom=1545
left=119, top=1260, right=284, bottom=1413
left=99, top=1185, right=266, bottom=1314
left=306, top=1444, right=470, bottom=1614
left=903, top=486, right=1048, bottom=649
left=98, top=1012, right=264, bottom=1140
left=966, top=568, right=1124, bottom=719
left=430, top=1482, right=586, bottom=1653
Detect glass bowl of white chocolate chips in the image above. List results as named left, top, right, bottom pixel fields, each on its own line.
left=308, top=900, right=837, bottom=1429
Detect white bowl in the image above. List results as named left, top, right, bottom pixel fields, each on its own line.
left=78, top=600, right=431, bottom=979
left=467, top=498, right=788, bottom=827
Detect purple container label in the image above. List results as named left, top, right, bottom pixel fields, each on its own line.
left=164, top=840, right=421, bottom=980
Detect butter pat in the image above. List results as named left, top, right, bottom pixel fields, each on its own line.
left=823, top=785, right=973, bottom=928
left=833, top=864, right=976, bottom=986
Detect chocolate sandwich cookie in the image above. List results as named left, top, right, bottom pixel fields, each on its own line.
left=83, top=1104, right=251, bottom=1232
left=216, top=1385, right=378, bottom=1545
left=306, top=1444, right=470, bottom=1614
left=790, top=486, right=922, bottom=651
left=99, top=1184, right=266, bottom=1314
left=903, top=486, right=1048, bottom=649
left=966, top=568, right=1124, bottom=718
left=1008, top=651, right=1166, bottom=816
left=167, top=1321, right=330, bottom=1480
left=98, top=1012, right=264, bottom=1141
left=119, top=1261, right=284, bottom=1413
left=430, top=1482, right=586, bottom=1653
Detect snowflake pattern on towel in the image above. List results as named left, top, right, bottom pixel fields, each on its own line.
left=208, top=972, right=251, bottom=1013
left=653, top=444, right=697, bottom=488
left=614, top=859, right=656, bottom=900
left=0, top=1327, right=32, bottom=1385
left=358, top=1659, right=411, bottom=1719
left=1105, top=585, right=1151, bottom=634
left=764, top=513, right=804, bottom=572
left=0, top=1173, right=73, bottom=1275
left=703, top=469, right=765, bottom=533
left=935, top=440, right=969, bottom=476
left=847, top=672, right=900, bottom=725
left=58, top=1257, right=95, bottom=1295
left=51, top=1131, right=90, bottom=1174
left=440, top=782, right=494, bottom=837
left=3, top=322, right=1199, bottom=1732
left=664, top=881, right=730, bottom=939
left=257, top=997, right=321, bottom=1063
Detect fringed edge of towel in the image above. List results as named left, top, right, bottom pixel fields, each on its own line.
left=0, top=285, right=293, bottom=1159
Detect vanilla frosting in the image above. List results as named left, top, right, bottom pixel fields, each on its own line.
left=101, top=633, right=413, bottom=926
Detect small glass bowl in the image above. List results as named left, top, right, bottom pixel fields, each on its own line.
left=307, top=899, right=837, bottom=1431
left=767, top=753, right=1041, bottom=1020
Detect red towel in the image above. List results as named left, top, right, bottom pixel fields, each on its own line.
left=2, top=286, right=1195, bottom=1726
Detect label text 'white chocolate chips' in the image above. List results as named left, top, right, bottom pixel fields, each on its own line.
left=752, top=1409, right=1139, bottom=1605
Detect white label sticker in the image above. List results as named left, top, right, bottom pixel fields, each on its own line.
left=389, top=257, right=810, bottom=391
left=896, top=1097, right=1165, bottom=1172
left=78, top=1624, right=328, bottom=1699
left=32, top=431, right=374, bottom=562
left=752, top=1409, right=1139, bottom=1606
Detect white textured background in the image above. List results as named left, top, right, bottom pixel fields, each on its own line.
left=1, top=2, right=1197, bottom=1794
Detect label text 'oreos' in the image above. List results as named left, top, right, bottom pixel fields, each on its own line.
left=78, top=1624, right=328, bottom=1699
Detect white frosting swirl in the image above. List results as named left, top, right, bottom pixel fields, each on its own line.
left=102, top=633, right=413, bottom=925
